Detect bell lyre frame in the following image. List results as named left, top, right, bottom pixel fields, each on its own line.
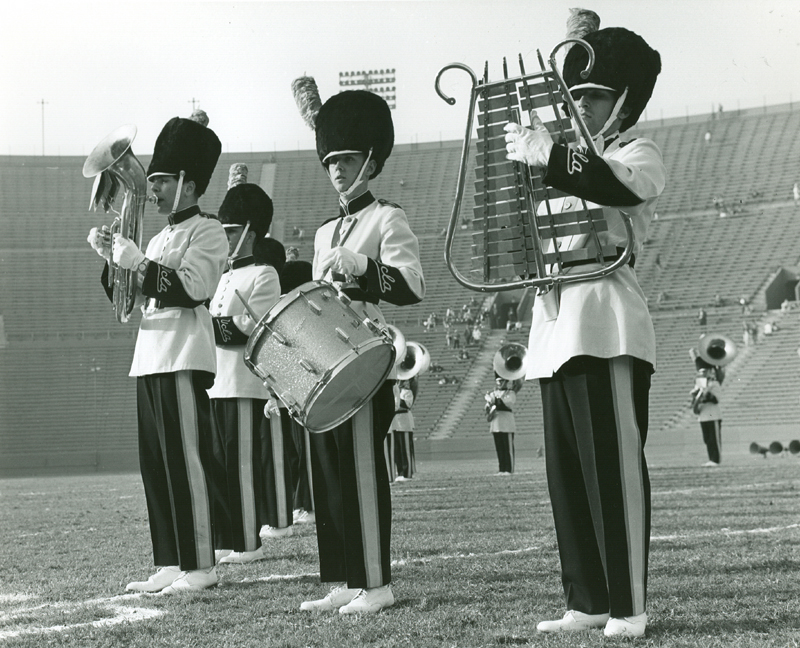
left=434, top=38, right=635, bottom=293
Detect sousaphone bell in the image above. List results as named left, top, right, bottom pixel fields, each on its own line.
left=493, top=342, right=528, bottom=380
left=698, top=333, right=737, bottom=367
left=396, top=341, right=431, bottom=380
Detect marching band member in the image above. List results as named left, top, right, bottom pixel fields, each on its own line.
left=88, top=111, right=227, bottom=593
left=504, top=14, right=664, bottom=637
left=292, top=80, right=425, bottom=614
left=391, top=377, right=418, bottom=481
left=485, top=375, right=518, bottom=475
left=689, top=350, right=723, bottom=466
left=207, top=164, right=294, bottom=566
left=279, top=259, right=316, bottom=525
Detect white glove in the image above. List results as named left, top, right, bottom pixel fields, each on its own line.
left=318, top=246, right=368, bottom=277
left=112, top=233, right=146, bottom=270
left=504, top=111, right=554, bottom=168
left=87, top=225, right=112, bottom=260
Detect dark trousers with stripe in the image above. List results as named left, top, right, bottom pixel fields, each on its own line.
left=261, top=408, right=295, bottom=529
left=539, top=355, right=652, bottom=618
left=394, top=431, right=416, bottom=479
left=136, top=371, right=215, bottom=571
left=309, top=380, right=394, bottom=589
left=209, top=398, right=293, bottom=552
left=701, top=420, right=722, bottom=464
left=492, top=432, right=515, bottom=473
left=287, top=419, right=314, bottom=512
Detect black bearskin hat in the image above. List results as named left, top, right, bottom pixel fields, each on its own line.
left=147, top=110, right=221, bottom=196
left=280, top=260, right=313, bottom=294
left=217, top=164, right=273, bottom=238
left=314, top=90, right=394, bottom=179
left=254, top=237, right=286, bottom=274
left=563, top=27, right=661, bottom=132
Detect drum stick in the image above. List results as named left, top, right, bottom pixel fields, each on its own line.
left=235, top=289, right=260, bottom=321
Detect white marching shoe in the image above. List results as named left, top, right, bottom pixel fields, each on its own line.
left=604, top=612, right=648, bottom=637
left=214, top=549, right=232, bottom=563
left=160, top=567, right=218, bottom=594
left=338, top=584, right=395, bottom=614
left=293, top=509, right=315, bottom=524
left=299, top=585, right=360, bottom=611
left=260, top=525, right=294, bottom=541
left=125, top=566, right=181, bottom=593
left=536, top=610, right=610, bottom=633
left=218, top=547, right=267, bottom=564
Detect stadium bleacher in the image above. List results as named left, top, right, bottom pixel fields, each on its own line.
left=2, top=102, right=800, bottom=473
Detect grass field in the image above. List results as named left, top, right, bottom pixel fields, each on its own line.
left=1, top=453, right=799, bottom=647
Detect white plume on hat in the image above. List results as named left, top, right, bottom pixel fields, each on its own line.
left=291, top=77, right=322, bottom=131
left=566, top=7, right=600, bottom=40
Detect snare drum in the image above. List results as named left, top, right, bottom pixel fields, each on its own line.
left=244, top=281, right=395, bottom=433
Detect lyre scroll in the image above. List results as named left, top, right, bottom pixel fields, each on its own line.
left=435, top=38, right=634, bottom=293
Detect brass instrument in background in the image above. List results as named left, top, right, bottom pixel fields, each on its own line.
left=697, top=333, right=737, bottom=368
left=386, top=325, right=407, bottom=368
left=83, top=124, right=152, bottom=323
left=487, top=343, right=528, bottom=421
left=750, top=440, right=800, bottom=457
left=493, top=342, right=528, bottom=381
left=396, top=341, right=431, bottom=381
left=435, top=38, right=634, bottom=294
left=691, top=333, right=737, bottom=414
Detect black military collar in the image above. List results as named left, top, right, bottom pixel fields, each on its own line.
left=339, top=191, right=375, bottom=218
left=228, top=255, right=255, bottom=270
left=168, top=204, right=201, bottom=226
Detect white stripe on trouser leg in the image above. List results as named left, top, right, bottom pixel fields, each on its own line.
left=237, top=399, right=257, bottom=552
left=352, top=403, right=382, bottom=587
left=714, top=420, right=722, bottom=462
left=608, top=356, right=647, bottom=615
left=304, top=427, right=314, bottom=505
left=175, top=372, right=213, bottom=567
left=269, top=411, right=288, bottom=528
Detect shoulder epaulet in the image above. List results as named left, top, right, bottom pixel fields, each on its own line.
left=200, top=211, right=218, bottom=220
left=378, top=198, right=403, bottom=210
left=619, top=138, right=637, bottom=148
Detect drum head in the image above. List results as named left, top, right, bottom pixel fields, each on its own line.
left=303, top=341, right=394, bottom=433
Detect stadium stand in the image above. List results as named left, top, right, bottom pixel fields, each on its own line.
left=2, top=103, right=800, bottom=473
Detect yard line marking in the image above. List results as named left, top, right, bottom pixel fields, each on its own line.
left=653, top=479, right=800, bottom=497
left=0, top=592, right=164, bottom=640
left=652, top=522, right=800, bottom=541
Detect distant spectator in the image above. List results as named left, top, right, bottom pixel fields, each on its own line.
left=697, top=308, right=707, bottom=328
left=458, top=349, right=470, bottom=361
left=781, top=298, right=792, bottom=312
left=655, top=253, right=663, bottom=270
left=296, top=228, right=305, bottom=241
left=656, top=291, right=667, bottom=305
left=472, top=326, right=482, bottom=345
left=445, top=328, right=455, bottom=349
left=793, top=182, right=800, bottom=207
left=429, top=363, right=445, bottom=373
left=714, top=294, right=723, bottom=307
left=704, top=131, right=711, bottom=144
left=514, top=321, right=523, bottom=331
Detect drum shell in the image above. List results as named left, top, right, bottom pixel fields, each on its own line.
left=244, top=281, right=394, bottom=433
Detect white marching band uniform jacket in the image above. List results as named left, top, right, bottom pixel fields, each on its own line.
left=487, top=388, right=517, bottom=433
left=527, top=136, right=666, bottom=379
left=391, top=384, right=415, bottom=433
left=128, top=207, right=228, bottom=378
left=313, top=191, right=425, bottom=379
left=207, top=257, right=282, bottom=400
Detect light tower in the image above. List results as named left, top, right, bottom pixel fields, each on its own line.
left=338, top=68, right=396, bottom=109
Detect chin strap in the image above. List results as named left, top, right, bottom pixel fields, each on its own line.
left=575, top=88, right=628, bottom=155
left=338, top=148, right=374, bottom=201
left=228, top=221, right=251, bottom=268
left=170, top=170, right=186, bottom=215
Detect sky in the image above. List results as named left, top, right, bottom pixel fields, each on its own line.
left=1, top=0, right=799, bottom=157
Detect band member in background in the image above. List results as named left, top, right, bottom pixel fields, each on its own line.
left=689, top=349, right=723, bottom=466
left=292, top=80, right=425, bottom=614
left=485, top=375, right=518, bottom=475
left=88, top=110, right=227, bottom=593
left=391, top=377, right=418, bottom=481
left=279, top=259, right=316, bottom=525
left=504, top=14, right=664, bottom=638
left=207, top=164, right=294, bottom=565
